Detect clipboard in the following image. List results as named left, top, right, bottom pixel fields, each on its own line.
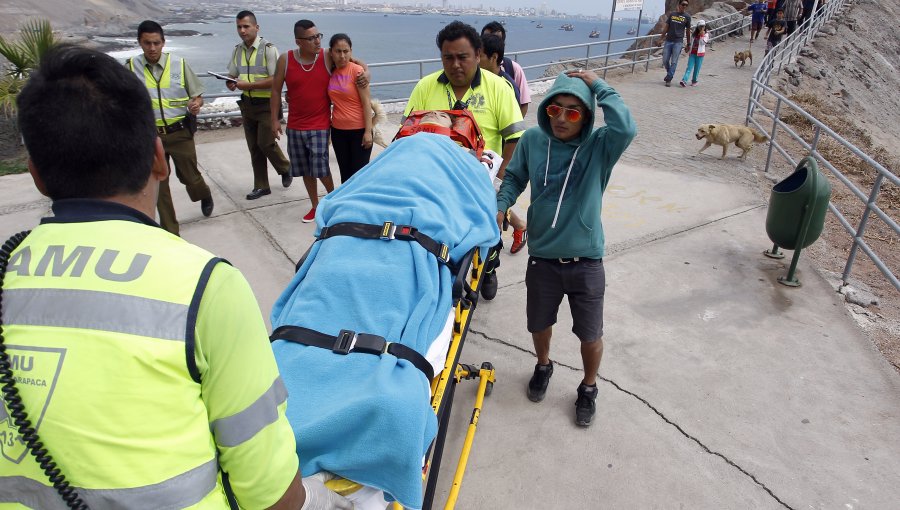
left=208, top=71, right=238, bottom=83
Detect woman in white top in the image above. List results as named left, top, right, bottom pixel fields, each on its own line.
left=680, top=20, right=710, bottom=87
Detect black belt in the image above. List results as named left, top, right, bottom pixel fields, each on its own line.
left=271, top=325, right=434, bottom=381
left=537, top=256, right=601, bottom=264
left=241, top=95, right=270, bottom=105
left=157, top=120, right=186, bottom=135
left=318, top=221, right=450, bottom=264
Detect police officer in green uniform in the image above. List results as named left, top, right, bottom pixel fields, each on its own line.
left=129, top=20, right=214, bottom=235
left=227, top=10, right=293, bottom=200
left=0, top=44, right=351, bottom=510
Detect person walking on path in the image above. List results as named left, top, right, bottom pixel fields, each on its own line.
left=765, top=9, right=787, bottom=56
left=404, top=21, right=526, bottom=298
left=327, top=33, right=373, bottom=184
left=227, top=10, right=293, bottom=201
left=128, top=20, right=214, bottom=235
left=747, top=0, right=768, bottom=40
left=3, top=44, right=352, bottom=510
left=680, top=20, right=710, bottom=87
left=782, top=0, right=803, bottom=35
left=271, top=19, right=369, bottom=223
left=479, top=32, right=529, bottom=255
left=659, top=1, right=692, bottom=87
left=496, top=69, right=636, bottom=427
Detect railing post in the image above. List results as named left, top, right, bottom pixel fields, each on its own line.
left=586, top=44, right=592, bottom=71
left=645, top=43, right=651, bottom=72
left=842, top=174, right=886, bottom=285
left=419, top=61, right=424, bottom=79
left=764, top=97, right=782, bottom=174
left=809, top=125, right=822, bottom=159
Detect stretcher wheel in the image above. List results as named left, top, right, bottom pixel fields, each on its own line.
left=481, top=362, right=494, bottom=397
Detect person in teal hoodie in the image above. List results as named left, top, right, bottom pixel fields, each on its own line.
left=496, top=69, right=636, bottom=427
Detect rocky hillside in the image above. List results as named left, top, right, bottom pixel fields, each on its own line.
left=1, top=0, right=164, bottom=30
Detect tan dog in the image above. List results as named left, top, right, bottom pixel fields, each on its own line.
left=370, top=99, right=389, bottom=147
left=696, top=124, right=768, bottom=160
left=734, top=50, right=753, bottom=67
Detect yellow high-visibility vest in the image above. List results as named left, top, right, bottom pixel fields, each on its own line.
left=0, top=219, right=231, bottom=509
left=232, top=40, right=272, bottom=98
left=129, top=53, right=190, bottom=127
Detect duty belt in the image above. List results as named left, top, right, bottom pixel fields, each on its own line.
left=270, top=325, right=434, bottom=381
left=317, top=221, right=450, bottom=264
left=157, top=120, right=187, bottom=135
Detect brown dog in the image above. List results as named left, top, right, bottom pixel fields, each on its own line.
left=696, top=124, right=768, bottom=160
left=734, top=50, right=753, bottom=67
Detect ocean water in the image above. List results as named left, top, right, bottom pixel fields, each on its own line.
left=110, top=11, right=645, bottom=100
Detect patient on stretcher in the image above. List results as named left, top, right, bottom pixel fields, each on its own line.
left=270, top=123, right=501, bottom=509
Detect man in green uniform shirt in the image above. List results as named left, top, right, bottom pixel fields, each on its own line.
left=129, top=20, right=214, bottom=235
left=227, top=10, right=293, bottom=200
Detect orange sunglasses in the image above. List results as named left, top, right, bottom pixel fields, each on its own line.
left=546, top=104, right=583, bottom=123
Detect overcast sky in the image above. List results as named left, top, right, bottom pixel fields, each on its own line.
left=436, top=0, right=668, bottom=17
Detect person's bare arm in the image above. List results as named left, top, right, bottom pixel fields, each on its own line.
left=497, top=139, right=518, bottom=181
left=358, top=78, right=374, bottom=149
left=266, top=472, right=305, bottom=510
left=270, top=54, right=287, bottom=141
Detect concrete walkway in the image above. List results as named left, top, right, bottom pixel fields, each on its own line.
left=2, top=30, right=898, bottom=510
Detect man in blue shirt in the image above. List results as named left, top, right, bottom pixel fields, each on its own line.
left=747, top=1, right=768, bottom=40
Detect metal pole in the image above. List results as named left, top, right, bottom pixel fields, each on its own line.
left=603, top=0, right=616, bottom=79
left=632, top=9, right=643, bottom=73
left=842, top=174, right=886, bottom=285
left=763, top=98, right=782, bottom=174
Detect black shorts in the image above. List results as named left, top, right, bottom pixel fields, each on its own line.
left=525, top=256, right=606, bottom=342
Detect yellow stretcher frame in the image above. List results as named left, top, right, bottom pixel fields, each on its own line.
left=325, top=246, right=497, bottom=510
left=412, top=246, right=496, bottom=510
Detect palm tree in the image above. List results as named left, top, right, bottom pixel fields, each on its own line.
left=0, top=19, right=57, bottom=116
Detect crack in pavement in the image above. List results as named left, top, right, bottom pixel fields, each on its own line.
left=468, top=327, right=795, bottom=510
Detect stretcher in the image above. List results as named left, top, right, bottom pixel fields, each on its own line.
left=269, top=119, right=501, bottom=510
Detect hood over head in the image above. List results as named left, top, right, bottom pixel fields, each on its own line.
left=537, top=71, right=597, bottom=144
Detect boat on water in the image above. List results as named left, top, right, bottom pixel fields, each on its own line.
left=627, top=27, right=637, bottom=35
left=560, top=23, right=575, bottom=31
left=536, top=23, right=544, bottom=28
left=589, top=29, right=600, bottom=38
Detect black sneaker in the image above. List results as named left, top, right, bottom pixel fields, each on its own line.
left=282, top=172, right=293, bottom=188
left=575, top=383, right=598, bottom=427
left=526, top=361, right=553, bottom=402
left=481, top=271, right=498, bottom=300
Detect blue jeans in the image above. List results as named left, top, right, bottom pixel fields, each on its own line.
left=681, top=54, right=704, bottom=84
left=663, top=40, right=684, bottom=82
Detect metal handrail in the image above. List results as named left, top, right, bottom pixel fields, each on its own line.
left=746, top=0, right=899, bottom=292
left=200, top=11, right=749, bottom=109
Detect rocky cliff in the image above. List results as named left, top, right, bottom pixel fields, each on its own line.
left=1, top=0, right=164, bottom=30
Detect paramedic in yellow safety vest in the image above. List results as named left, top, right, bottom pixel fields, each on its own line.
left=404, top=20, right=527, bottom=301
left=0, top=45, right=351, bottom=510
left=128, top=19, right=214, bottom=236
left=227, top=10, right=294, bottom=201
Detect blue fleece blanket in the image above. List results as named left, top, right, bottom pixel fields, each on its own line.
left=271, top=134, right=500, bottom=509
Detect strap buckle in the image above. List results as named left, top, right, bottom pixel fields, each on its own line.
left=333, top=329, right=356, bottom=355
left=381, top=221, right=417, bottom=241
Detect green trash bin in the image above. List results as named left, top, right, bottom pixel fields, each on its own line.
left=764, top=156, right=832, bottom=286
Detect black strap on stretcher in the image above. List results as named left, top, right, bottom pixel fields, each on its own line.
left=318, top=221, right=450, bottom=265
left=271, top=325, right=434, bottom=381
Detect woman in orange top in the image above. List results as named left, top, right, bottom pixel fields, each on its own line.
left=327, top=33, right=374, bottom=183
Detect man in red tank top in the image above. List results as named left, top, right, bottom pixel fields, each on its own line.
left=270, top=20, right=369, bottom=223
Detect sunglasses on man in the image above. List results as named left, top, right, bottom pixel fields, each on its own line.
left=298, top=33, right=324, bottom=42
left=546, top=104, right=583, bottom=123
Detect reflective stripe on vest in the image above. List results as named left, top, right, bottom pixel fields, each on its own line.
left=0, top=220, right=229, bottom=507
left=0, top=459, right=218, bottom=510
left=233, top=41, right=272, bottom=98
left=129, top=53, right=190, bottom=126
